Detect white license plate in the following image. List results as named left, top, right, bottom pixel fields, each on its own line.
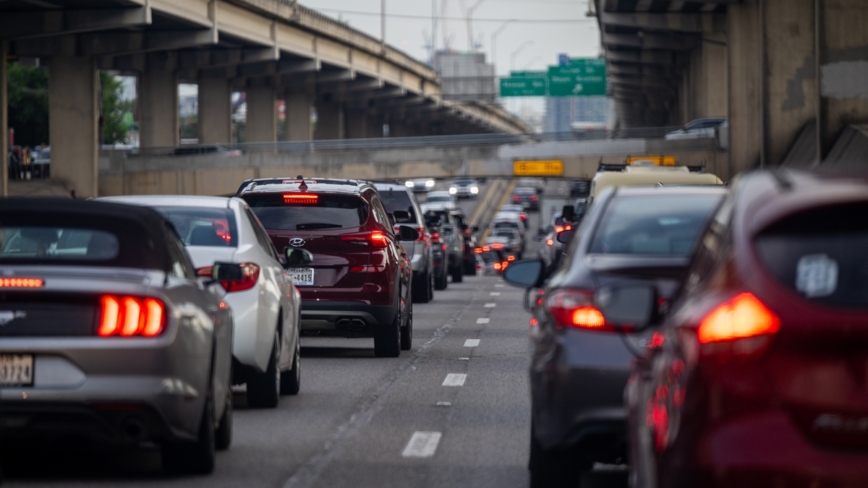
left=0, top=354, right=34, bottom=386
left=289, top=268, right=314, bottom=286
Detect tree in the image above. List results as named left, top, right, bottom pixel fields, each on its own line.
left=7, top=63, right=49, bottom=147
left=100, top=71, right=133, bottom=145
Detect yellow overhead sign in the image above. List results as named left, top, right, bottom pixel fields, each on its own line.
left=514, top=160, right=564, bottom=176
left=626, top=156, right=677, bottom=166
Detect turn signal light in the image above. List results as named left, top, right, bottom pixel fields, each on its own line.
left=283, top=194, right=318, bottom=205
left=0, top=278, right=44, bottom=288
left=99, top=295, right=166, bottom=337
left=545, top=289, right=611, bottom=331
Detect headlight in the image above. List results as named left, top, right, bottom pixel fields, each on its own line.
left=425, top=179, right=435, bottom=188
left=405, top=181, right=414, bottom=188
left=449, top=187, right=457, bottom=194
left=470, top=186, right=479, bottom=194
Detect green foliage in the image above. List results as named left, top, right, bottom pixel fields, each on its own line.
left=7, top=63, right=49, bottom=147
left=100, top=71, right=134, bottom=145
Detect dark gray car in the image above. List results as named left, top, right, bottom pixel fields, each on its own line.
left=503, top=186, right=727, bottom=487
left=0, top=199, right=235, bottom=475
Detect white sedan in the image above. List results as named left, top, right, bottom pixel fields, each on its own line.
left=420, top=191, right=457, bottom=212
left=100, top=195, right=302, bottom=408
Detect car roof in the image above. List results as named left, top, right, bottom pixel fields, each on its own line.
left=373, top=182, right=412, bottom=191
left=98, top=195, right=234, bottom=209
left=591, top=171, right=723, bottom=198
left=237, top=177, right=370, bottom=196
left=611, top=186, right=728, bottom=197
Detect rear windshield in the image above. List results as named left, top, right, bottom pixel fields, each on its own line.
left=427, top=195, right=452, bottom=203
left=0, top=227, right=119, bottom=261
left=755, top=203, right=868, bottom=309
left=589, top=194, right=722, bottom=255
left=494, top=229, right=516, bottom=238
left=515, top=187, right=536, bottom=195
left=378, top=190, right=416, bottom=221
left=243, top=193, right=368, bottom=231
left=156, top=207, right=237, bottom=247
left=453, top=179, right=474, bottom=185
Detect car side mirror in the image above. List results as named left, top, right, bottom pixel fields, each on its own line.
left=472, top=225, right=480, bottom=232
left=561, top=205, right=575, bottom=222
left=595, top=285, right=657, bottom=331
left=556, top=229, right=575, bottom=244
left=392, top=210, right=412, bottom=223
left=398, top=225, right=420, bottom=241
left=285, top=248, right=313, bottom=267
left=503, top=259, right=545, bottom=289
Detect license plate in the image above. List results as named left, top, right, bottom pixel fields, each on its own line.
left=0, top=354, right=34, bottom=386
left=289, top=268, right=314, bottom=286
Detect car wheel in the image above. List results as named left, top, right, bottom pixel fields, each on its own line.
left=428, top=272, right=435, bottom=300
left=434, top=269, right=448, bottom=290
left=280, top=335, right=301, bottom=395
left=215, top=392, right=232, bottom=450
left=463, top=259, right=476, bottom=276
left=247, top=330, right=280, bottom=408
left=162, top=388, right=216, bottom=475
left=451, top=265, right=463, bottom=283
left=374, top=306, right=401, bottom=358
left=412, top=272, right=431, bottom=303
left=528, top=422, right=589, bottom=488
left=400, top=305, right=413, bottom=351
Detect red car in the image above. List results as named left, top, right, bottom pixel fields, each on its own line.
left=237, top=177, right=417, bottom=357
left=612, top=170, right=868, bottom=487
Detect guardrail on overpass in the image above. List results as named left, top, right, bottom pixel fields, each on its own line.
left=99, top=132, right=727, bottom=196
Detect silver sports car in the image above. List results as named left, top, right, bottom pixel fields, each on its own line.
left=0, top=198, right=235, bottom=475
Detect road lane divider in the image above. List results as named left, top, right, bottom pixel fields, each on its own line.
left=476, top=318, right=490, bottom=324
left=464, top=339, right=480, bottom=347
left=402, top=432, right=443, bottom=458
left=490, top=292, right=501, bottom=296
left=485, top=303, right=497, bottom=308
left=443, top=373, right=467, bottom=386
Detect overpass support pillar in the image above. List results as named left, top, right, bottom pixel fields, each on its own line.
left=198, top=74, right=232, bottom=144
left=49, top=57, right=98, bottom=198
left=139, top=59, right=179, bottom=148
left=315, top=101, right=344, bottom=140
left=246, top=85, right=277, bottom=143
left=366, top=114, right=384, bottom=138
left=345, top=109, right=368, bottom=139
left=1, top=40, right=7, bottom=196
left=284, top=91, right=313, bottom=141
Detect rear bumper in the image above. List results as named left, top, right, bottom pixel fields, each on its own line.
left=300, top=300, right=397, bottom=335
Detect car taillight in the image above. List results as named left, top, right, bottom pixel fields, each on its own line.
left=546, top=238, right=554, bottom=247
left=431, top=231, right=441, bottom=242
left=520, top=214, right=527, bottom=221
left=341, top=231, right=389, bottom=248
left=512, top=195, right=521, bottom=202
left=474, top=247, right=483, bottom=254
left=507, top=255, right=516, bottom=262
left=545, top=289, right=616, bottom=332
left=554, top=224, right=573, bottom=234
left=441, top=244, right=447, bottom=251
left=494, top=262, right=502, bottom=271
left=530, top=195, right=539, bottom=202
left=350, top=265, right=386, bottom=272
left=697, top=293, right=780, bottom=360
left=283, top=194, right=318, bottom=204
left=463, top=228, right=472, bottom=237
left=220, top=263, right=260, bottom=292
left=491, top=243, right=504, bottom=250
left=99, top=295, right=166, bottom=337
left=0, top=277, right=44, bottom=288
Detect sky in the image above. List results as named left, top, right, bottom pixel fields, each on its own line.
left=299, top=0, right=601, bottom=76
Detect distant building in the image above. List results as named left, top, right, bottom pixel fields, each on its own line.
left=432, top=51, right=496, bottom=103
left=179, top=95, right=198, bottom=118
left=544, top=96, right=611, bottom=133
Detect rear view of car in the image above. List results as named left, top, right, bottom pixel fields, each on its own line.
left=238, top=178, right=415, bottom=357
left=512, top=186, right=540, bottom=211
left=0, top=199, right=234, bottom=475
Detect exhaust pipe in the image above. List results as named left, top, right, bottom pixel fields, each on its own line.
left=336, top=318, right=351, bottom=328
left=350, top=319, right=366, bottom=328
left=122, top=417, right=147, bottom=442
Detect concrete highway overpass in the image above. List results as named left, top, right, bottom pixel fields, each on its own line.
left=0, top=0, right=529, bottom=197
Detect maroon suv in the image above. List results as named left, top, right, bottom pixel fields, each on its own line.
left=237, top=177, right=416, bottom=357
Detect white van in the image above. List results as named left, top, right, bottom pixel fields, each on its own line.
left=589, top=164, right=723, bottom=203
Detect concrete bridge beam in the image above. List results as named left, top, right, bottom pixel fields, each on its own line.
left=315, top=101, right=344, bottom=140
left=246, top=85, right=277, bottom=143
left=49, top=56, right=99, bottom=198
left=198, top=72, right=232, bottom=144
left=139, top=55, right=179, bottom=148
left=284, top=90, right=313, bottom=141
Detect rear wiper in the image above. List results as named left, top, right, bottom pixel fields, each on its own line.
left=296, top=223, right=342, bottom=230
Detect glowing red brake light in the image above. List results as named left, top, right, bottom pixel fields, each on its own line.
left=431, top=231, right=441, bottom=242
left=341, top=231, right=389, bottom=248
left=546, top=238, right=554, bottom=247
left=0, top=278, right=44, bottom=288
left=554, top=225, right=564, bottom=234
left=698, top=293, right=780, bottom=344
left=491, top=243, right=504, bottom=250
left=474, top=247, right=483, bottom=254
left=512, top=195, right=521, bottom=202
left=520, top=214, right=527, bottom=221
left=99, top=295, right=166, bottom=337
left=283, top=194, right=318, bottom=204
left=545, top=289, right=611, bottom=331
left=530, top=195, right=539, bottom=201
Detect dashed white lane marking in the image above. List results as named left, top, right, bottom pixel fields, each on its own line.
left=490, top=292, right=501, bottom=296
left=464, top=339, right=480, bottom=347
left=476, top=318, right=490, bottom=324
left=495, top=284, right=505, bottom=288
left=402, top=431, right=442, bottom=458
left=484, top=303, right=497, bottom=308
left=436, top=402, right=452, bottom=407
left=458, top=357, right=470, bottom=361
left=442, top=373, right=467, bottom=386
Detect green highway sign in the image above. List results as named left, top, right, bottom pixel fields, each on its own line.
left=499, top=77, right=547, bottom=97
left=509, top=71, right=547, bottom=79
left=548, top=58, right=607, bottom=97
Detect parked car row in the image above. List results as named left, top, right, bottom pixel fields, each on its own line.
left=506, top=167, right=868, bottom=488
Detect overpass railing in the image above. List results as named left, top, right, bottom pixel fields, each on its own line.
left=125, top=128, right=685, bottom=158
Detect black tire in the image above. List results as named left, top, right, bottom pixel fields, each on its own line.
left=374, top=306, right=401, bottom=358
left=528, top=422, right=588, bottom=488
left=463, top=259, right=476, bottom=276
left=163, top=389, right=216, bottom=475
left=400, top=305, right=413, bottom=351
left=247, top=330, right=280, bottom=408
left=434, top=269, right=448, bottom=290
left=428, top=272, right=434, bottom=301
left=280, top=335, right=301, bottom=395
left=215, top=393, right=232, bottom=451
left=451, top=265, right=463, bottom=283
left=412, top=271, right=431, bottom=303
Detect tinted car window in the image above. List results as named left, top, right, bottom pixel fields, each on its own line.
left=156, top=206, right=238, bottom=247
left=0, top=227, right=119, bottom=261
left=379, top=190, right=416, bottom=220
left=515, top=187, right=536, bottom=195
left=589, top=194, right=722, bottom=255
left=243, top=194, right=368, bottom=231
left=427, top=195, right=453, bottom=203
left=755, top=203, right=868, bottom=309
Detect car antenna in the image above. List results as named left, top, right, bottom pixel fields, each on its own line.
left=297, top=175, right=308, bottom=192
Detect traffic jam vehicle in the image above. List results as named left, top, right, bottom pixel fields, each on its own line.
left=99, top=195, right=303, bottom=408
left=503, top=186, right=727, bottom=488
left=511, top=186, right=540, bottom=211
left=425, top=211, right=451, bottom=290
left=0, top=199, right=236, bottom=474
left=237, top=178, right=418, bottom=357
left=613, top=170, right=868, bottom=488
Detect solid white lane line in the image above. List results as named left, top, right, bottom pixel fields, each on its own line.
left=490, top=292, right=501, bottom=296
left=485, top=303, right=497, bottom=308
left=442, top=373, right=467, bottom=387
left=476, top=318, right=490, bottom=324
left=458, top=357, right=471, bottom=361
left=464, top=339, right=480, bottom=347
left=402, top=431, right=442, bottom=458
left=436, top=402, right=452, bottom=407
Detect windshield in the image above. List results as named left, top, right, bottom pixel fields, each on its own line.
left=242, top=194, right=368, bottom=231
left=426, top=195, right=452, bottom=203
left=156, top=207, right=237, bottom=247
left=589, top=194, right=722, bottom=255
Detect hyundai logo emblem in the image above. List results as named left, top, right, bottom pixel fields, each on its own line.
left=289, top=238, right=306, bottom=248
